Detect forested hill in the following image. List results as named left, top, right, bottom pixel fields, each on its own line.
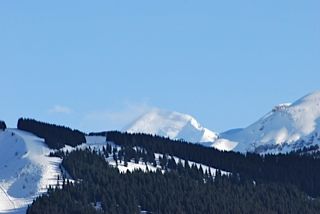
left=27, top=149, right=320, bottom=214
left=106, top=131, right=320, bottom=198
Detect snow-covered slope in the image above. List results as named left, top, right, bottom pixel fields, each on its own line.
left=64, top=136, right=228, bottom=176
left=0, top=129, right=61, bottom=213
left=221, top=91, right=320, bottom=153
left=124, top=92, right=320, bottom=154
left=124, top=109, right=218, bottom=144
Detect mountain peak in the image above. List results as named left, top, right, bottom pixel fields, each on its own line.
left=124, top=108, right=218, bottom=143
left=222, top=91, right=320, bottom=153
left=272, top=103, right=291, bottom=112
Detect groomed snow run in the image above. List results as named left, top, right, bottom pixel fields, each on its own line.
left=0, top=129, right=61, bottom=214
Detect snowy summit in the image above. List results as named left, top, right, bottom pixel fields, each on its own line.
left=124, top=108, right=218, bottom=144
left=221, top=91, right=320, bottom=153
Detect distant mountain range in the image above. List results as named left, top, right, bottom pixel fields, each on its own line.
left=125, top=91, right=320, bottom=154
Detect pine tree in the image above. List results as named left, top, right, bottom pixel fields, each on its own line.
left=0, top=120, right=6, bottom=130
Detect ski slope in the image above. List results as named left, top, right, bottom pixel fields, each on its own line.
left=0, top=129, right=61, bottom=214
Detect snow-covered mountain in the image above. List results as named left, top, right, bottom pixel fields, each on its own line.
left=220, top=91, right=320, bottom=153
left=0, top=129, right=61, bottom=213
left=124, top=109, right=218, bottom=144
left=124, top=92, right=320, bottom=154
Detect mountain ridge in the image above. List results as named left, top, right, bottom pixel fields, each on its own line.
left=222, top=91, right=320, bottom=153
left=124, top=91, right=320, bottom=154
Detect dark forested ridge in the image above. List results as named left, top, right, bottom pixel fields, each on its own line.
left=17, top=118, right=86, bottom=149
left=19, top=123, right=320, bottom=213
left=27, top=150, right=320, bottom=214
left=106, top=131, right=320, bottom=198
left=0, top=120, right=6, bottom=130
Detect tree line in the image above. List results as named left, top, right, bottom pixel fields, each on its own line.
left=27, top=149, right=320, bottom=214
left=106, top=131, right=320, bottom=198
left=18, top=118, right=86, bottom=149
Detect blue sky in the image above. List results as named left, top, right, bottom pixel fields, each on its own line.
left=0, top=1, right=319, bottom=133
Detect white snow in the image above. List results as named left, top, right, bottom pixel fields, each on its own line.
left=221, top=91, right=320, bottom=153
left=124, top=108, right=218, bottom=145
left=210, top=139, right=238, bottom=151
left=154, top=154, right=229, bottom=176
left=0, top=129, right=61, bottom=214
left=107, top=158, right=159, bottom=173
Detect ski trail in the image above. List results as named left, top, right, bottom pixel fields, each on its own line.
left=0, top=184, right=16, bottom=211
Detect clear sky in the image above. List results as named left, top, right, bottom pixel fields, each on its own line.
left=0, top=1, right=319, bottom=133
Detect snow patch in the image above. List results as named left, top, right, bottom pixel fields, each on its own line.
left=211, top=139, right=238, bottom=151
